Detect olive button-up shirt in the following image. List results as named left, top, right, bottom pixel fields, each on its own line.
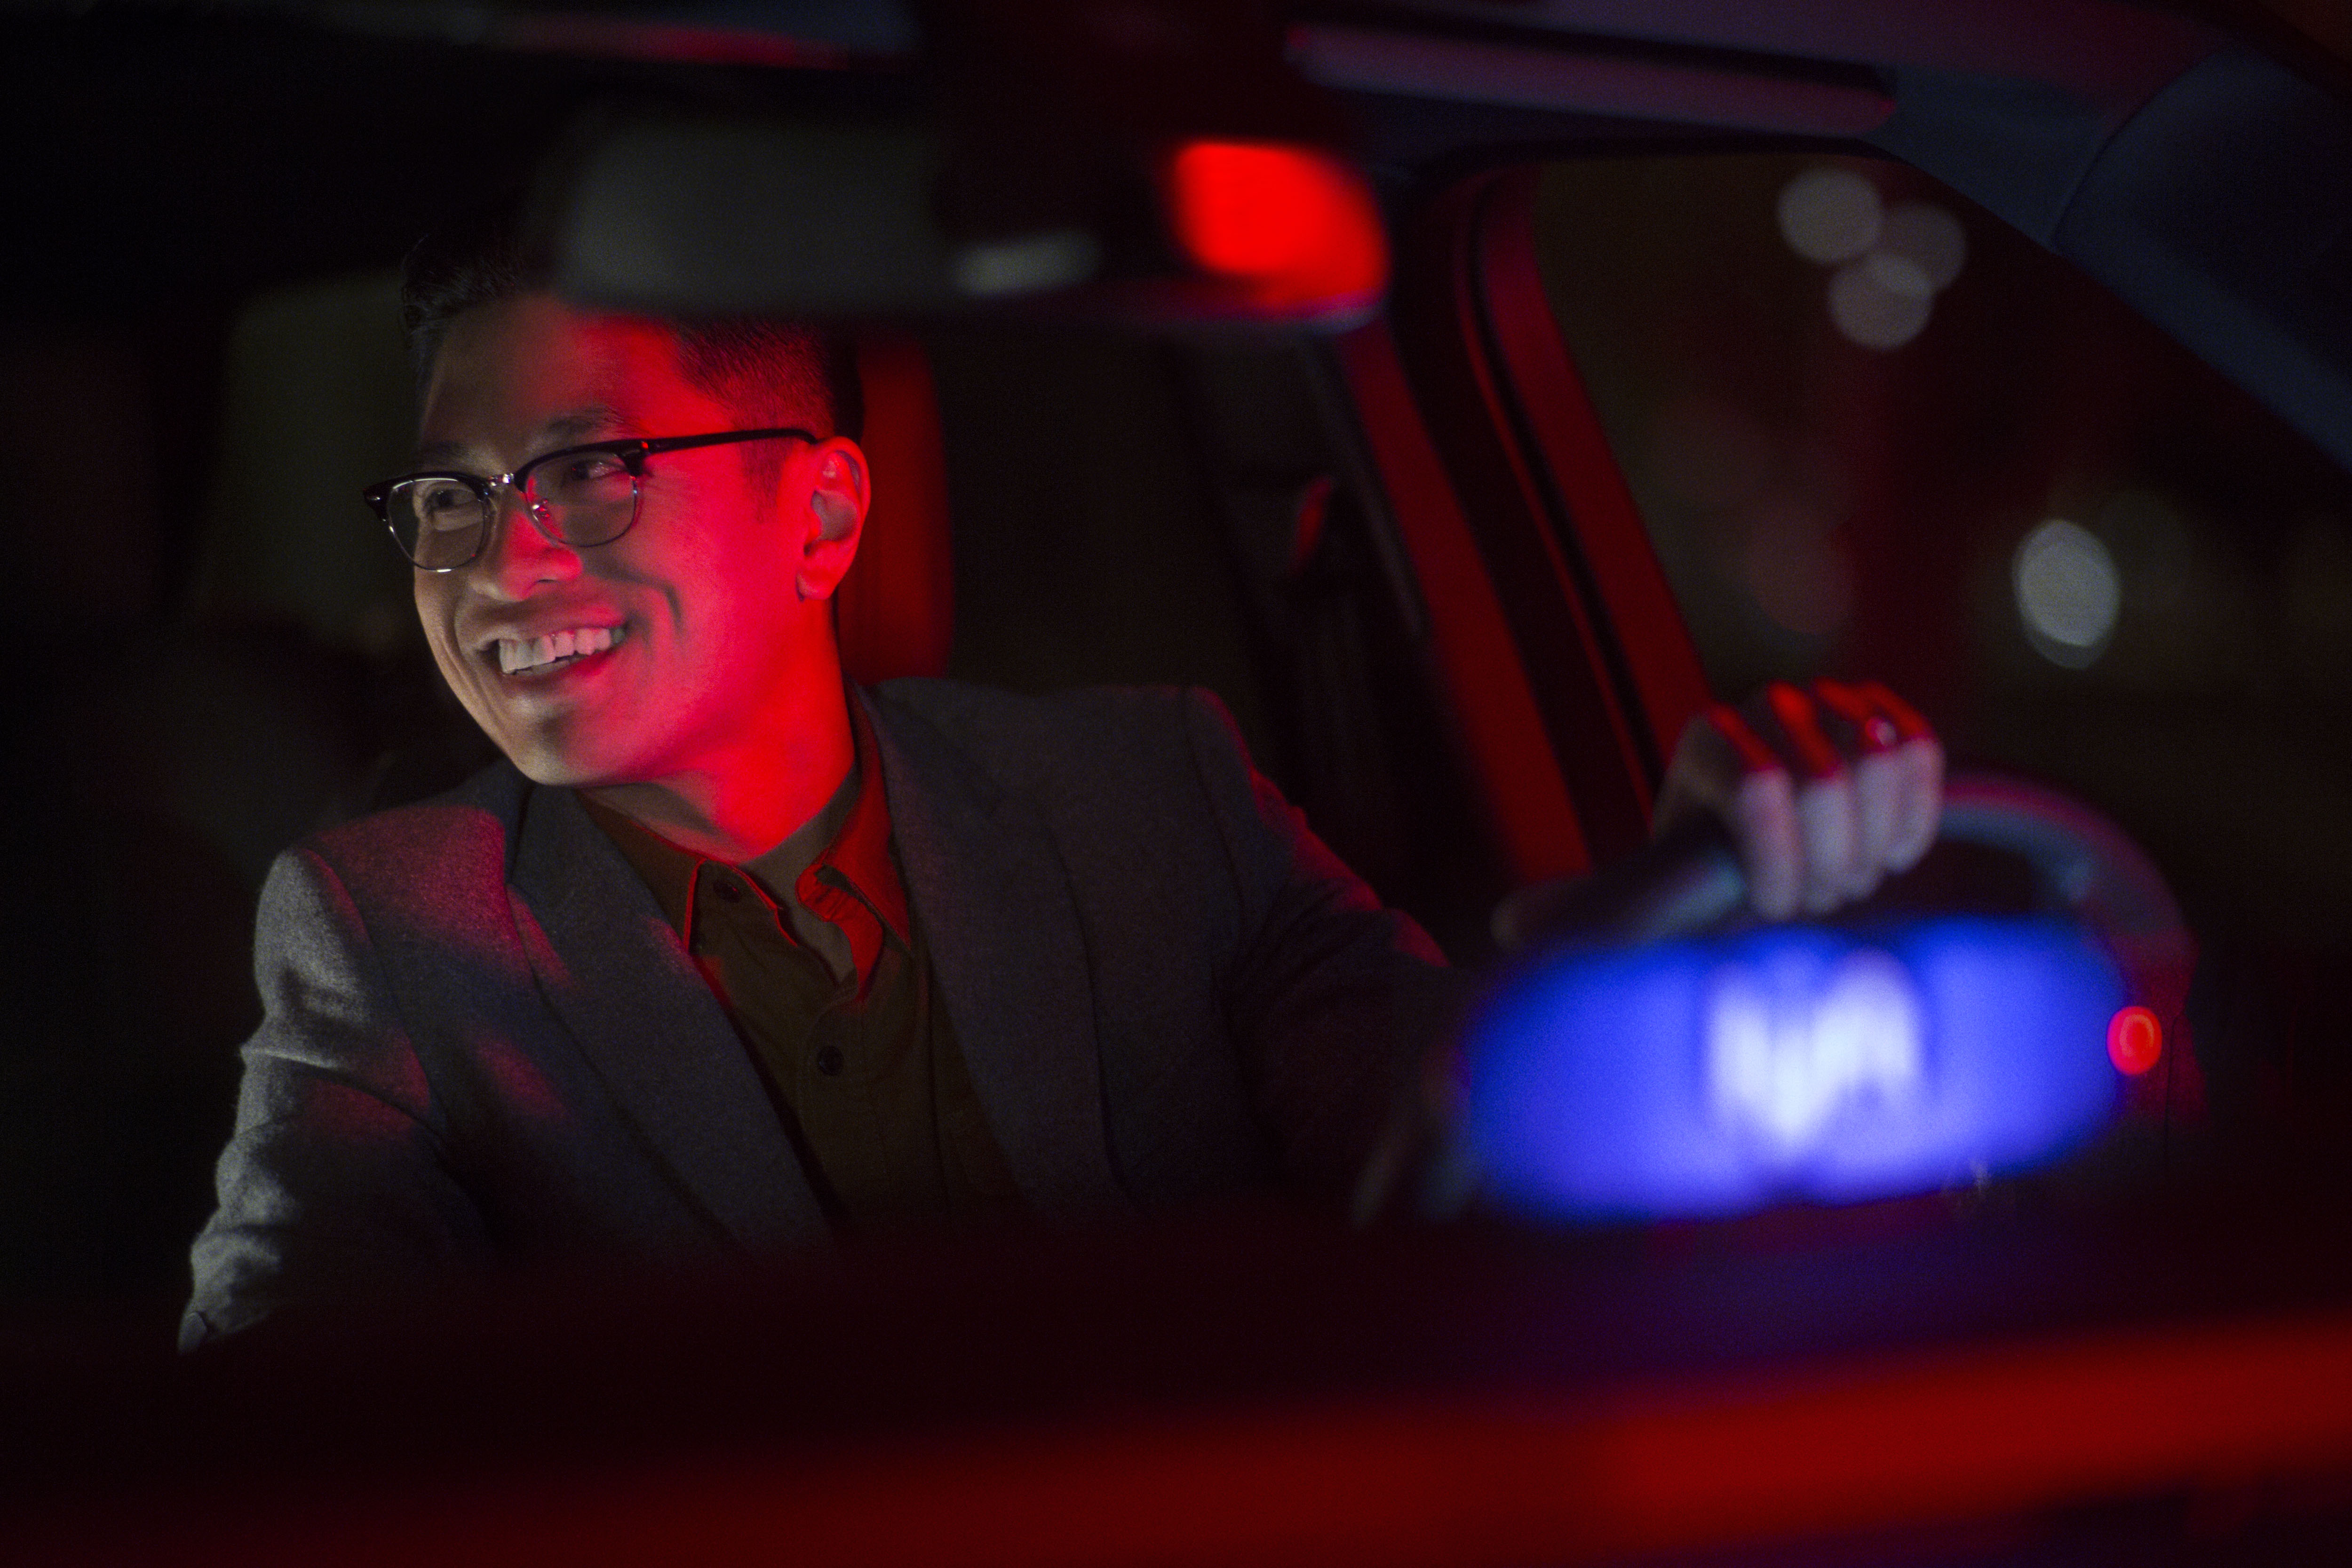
left=581, top=719, right=1023, bottom=1236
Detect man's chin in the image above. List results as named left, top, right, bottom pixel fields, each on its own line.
left=491, top=732, right=635, bottom=792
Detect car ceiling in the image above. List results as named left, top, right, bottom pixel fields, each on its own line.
left=13, top=0, right=2352, bottom=471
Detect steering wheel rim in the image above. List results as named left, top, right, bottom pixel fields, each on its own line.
left=1413, top=772, right=2201, bottom=1226
left=1490, top=770, right=2195, bottom=1020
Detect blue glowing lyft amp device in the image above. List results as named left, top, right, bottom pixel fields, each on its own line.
left=1460, top=775, right=2193, bottom=1222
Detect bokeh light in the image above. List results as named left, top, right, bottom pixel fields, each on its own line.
left=2015, top=518, right=2122, bottom=666
left=1781, top=170, right=1967, bottom=351
left=2107, top=1006, right=2162, bottom=1075
left=1776, top=167, right=1882, bottom=263
left=1864, top=248, right=1934, bottom=301
left=1828, top=255, right=1934, bottom=348
left=1162, top=139, right=1389, bottom=307
left=1879, top=200, right=1967, bottom=291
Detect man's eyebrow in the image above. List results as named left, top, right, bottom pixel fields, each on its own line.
left=412, top=406, right=633, bottom=469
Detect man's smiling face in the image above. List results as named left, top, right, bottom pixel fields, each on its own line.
left=412, top=293, right=838, bottom=793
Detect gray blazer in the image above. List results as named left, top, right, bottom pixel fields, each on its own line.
left=183, top=682, right=1461, bottom=1346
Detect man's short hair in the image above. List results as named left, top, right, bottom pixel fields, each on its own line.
left=400, top=202, right=865, bottom=447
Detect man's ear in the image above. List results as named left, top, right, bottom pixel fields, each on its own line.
left=795, top=437, right=869, bottom=602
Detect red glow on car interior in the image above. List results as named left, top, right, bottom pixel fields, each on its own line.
left=2107, top=1005, right=2162, bottom=1075
left=1331, top=322, right=1591, bottom=883
left=834, top=333, right=953, bottom=684
left=495, top=16, right=851, bottom=69
left=30, top=1309, right=2352, bottom=1565
left=1164, top=141, right=1389, bottom=308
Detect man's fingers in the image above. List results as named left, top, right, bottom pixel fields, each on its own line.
left=1839, top=679, right=1941, bottom=872
left=1729, top=767, right=1802, bottom=921
left=1808, top=678, right=1941, bottom=885
left=1702, top=700, right=1783, bottom=787
left=1697, top=702, right=1814, bottom=917
left=1765, top=682, right=1842, bottom=779
left=1656, top=680, right=1941, bottom=917
left=1855, top=680, right=1932, bottom=743
left=1794, top=771, right=1860, bottom=913
left=1850, top=747, right=1906, bottom=890
left=1654, top=701, right=1772, bottom=835
left=1766, top=681, right=1872, bottom=910
left=1887, top=734, right=1944, bottom=869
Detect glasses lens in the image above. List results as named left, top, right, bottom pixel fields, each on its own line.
left=391, top=478, right=490, bottom=569
left=525, top=449, right=639, bottom=547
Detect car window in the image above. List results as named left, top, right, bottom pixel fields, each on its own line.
left=1532, top=151, right=2352, bottom=1155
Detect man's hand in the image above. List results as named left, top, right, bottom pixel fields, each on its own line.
left=1653, top=680, right=1943, bottom=921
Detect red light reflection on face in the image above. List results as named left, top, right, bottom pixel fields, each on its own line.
left=412, top=295, right=836, bottom=815
left=2107, top=1005, right=2162, bottom=1075
left=1163, top=141, right=1389, bottom=308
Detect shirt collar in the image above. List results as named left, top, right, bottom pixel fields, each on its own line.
left=579, top=692, right=910, bottom=973
left=768, top=693, right=911, bottom=952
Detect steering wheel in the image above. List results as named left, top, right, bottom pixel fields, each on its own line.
left=1450, top=772, right=2196, bottom=1223
left=1494, top=773, right=2192, bottom=998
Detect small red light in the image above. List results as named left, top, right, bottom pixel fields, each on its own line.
left=2107, top=1005, right=2162, bottom=1075
left=1163, top=140, right=1389, bottom=310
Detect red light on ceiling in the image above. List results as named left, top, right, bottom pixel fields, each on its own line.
left=1163, top=140, right=1389, bottom=310
left=2107, top=1005, right=2162, bottom=1075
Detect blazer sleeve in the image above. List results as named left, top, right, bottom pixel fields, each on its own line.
left=181, top=846, right=493, bottom=1350
left=1175, top=690, right=1476, bottom=1204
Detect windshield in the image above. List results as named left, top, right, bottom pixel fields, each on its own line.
left=1532, top=151, right=2352, bottom=1179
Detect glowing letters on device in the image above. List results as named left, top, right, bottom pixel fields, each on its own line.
left=1464, top=919, right=2132, bottom=1220
left=1706, top=947, right=1924, bottom=1158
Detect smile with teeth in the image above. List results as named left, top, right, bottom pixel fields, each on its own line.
left=496, top=624, right=624, bottom=675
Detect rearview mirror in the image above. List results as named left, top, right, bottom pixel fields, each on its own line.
left=539, top=110, right=1388, bottom=329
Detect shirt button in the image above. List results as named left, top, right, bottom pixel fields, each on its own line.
left=814, top=1044, right=845, bottom=1076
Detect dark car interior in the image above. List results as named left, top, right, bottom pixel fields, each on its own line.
left=9, top=0, right=2352, bottom=1562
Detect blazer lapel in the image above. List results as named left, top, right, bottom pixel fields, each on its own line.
left=510, top=784, right=830, bottom=1250
left=863, top=691, right=1128, bottom=1216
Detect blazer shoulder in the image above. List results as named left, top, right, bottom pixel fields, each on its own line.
left=866, top=678, right=1231, bottom=795
left=297, top=761, right=532, bottom=901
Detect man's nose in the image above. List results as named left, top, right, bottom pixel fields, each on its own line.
left=472, top=486, right=582, bottom=598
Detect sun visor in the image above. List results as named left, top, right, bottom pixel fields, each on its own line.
left=541, top=117, right=964, bottom=317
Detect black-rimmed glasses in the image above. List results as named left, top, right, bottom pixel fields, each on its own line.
left=363, top=427, right=818, bottom=571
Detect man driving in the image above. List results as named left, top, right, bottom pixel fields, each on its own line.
left=183, top=212, right=1939, bottom=1347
